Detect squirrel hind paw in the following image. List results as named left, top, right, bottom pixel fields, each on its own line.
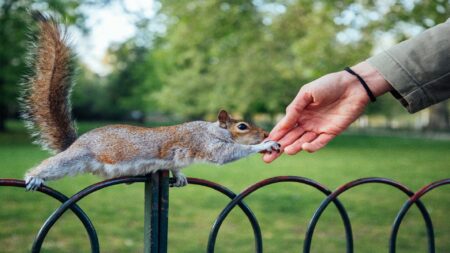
left=25, top=176, right=45, bottom=191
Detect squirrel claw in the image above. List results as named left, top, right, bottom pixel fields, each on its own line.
left=275, top=143, right=281, bottom=153
left=262, top=140, right=281, bottom=153
left=171, top=171, right=188, bottom=187
left=25, top=176, right=44, bottom=191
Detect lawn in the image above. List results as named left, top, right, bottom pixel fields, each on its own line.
left=0, top=120, right=449, bottom=253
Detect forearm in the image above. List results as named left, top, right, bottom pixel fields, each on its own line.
left=367, top=19, right=450, bottom=113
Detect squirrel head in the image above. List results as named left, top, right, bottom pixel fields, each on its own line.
left=217, top=110, right=269, bottom=145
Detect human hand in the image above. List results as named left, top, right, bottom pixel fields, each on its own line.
left=263, top=61, right=391, bottom=163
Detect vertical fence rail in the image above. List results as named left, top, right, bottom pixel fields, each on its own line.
left=144, top=171, right=170, bottom=253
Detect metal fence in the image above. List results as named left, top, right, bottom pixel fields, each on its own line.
left=0, top=171, right=449, bottom=253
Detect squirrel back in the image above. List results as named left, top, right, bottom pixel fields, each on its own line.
left=20, top=11, right=77, bottom=153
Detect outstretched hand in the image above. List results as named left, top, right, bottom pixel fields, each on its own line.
left=263, top=62, right=391, bottom=163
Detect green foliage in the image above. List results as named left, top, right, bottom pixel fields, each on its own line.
left=72, top=63, right=110, bottom=120
left=1, top=0, right=449, bottom=126
left=151, top=0, right=372, bottom=119
left=146, top=0, right=448, bottom=119
left=0, top=0, right=108, bottom=131
left=0, top=1, right=33, bottom=130
left=336, top=0, right=450, bottom=116
left=105, top=38, right=162, bottom=120
left=153, top=1, right=265, bottom=118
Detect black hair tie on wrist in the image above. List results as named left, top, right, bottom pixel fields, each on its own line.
left=344, top=67, right=376, bottom=102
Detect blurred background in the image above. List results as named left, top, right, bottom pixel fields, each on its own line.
left=0, top=0, right=449, bottom=130
left=0, top=1, right=449, bottom=253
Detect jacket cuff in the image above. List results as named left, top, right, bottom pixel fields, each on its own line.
left=367, top=51, right=432, bottom=113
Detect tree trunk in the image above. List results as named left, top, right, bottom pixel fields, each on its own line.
left=0, top=107, right=6, bottom=132
left=426, top=101, right=449, bottom=131
left=0, top=78, right=6, bottom=132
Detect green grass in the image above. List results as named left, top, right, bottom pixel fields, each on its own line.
left=1, top=120, right=450, bottom=253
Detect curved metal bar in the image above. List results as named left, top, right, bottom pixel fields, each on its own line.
left=32, top=176, right=148, bottom=253
left=389, top=178, right=450, bottom=253
left=206, top=176, right=353, bottom=253
left=0, top=178, right=99, bottom=253
left=304, top=177, right=434, bottom=253
left=187, top=178, right=263, bottom=253
left=32, top=176, right=263, bottom=253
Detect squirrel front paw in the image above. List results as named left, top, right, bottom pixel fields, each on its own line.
left=25, top=176, right=45, bottom=191
left=261, top=140, right=281, bottom=153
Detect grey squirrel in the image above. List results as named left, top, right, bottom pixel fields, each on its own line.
left=21, top=12, right=281, bottom=190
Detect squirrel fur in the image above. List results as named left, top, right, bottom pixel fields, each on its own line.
left=21, top=12, right=280, bottom=190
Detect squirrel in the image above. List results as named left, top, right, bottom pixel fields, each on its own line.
left=20, top=12, right=281, bottom=191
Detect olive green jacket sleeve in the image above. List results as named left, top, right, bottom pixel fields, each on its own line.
left=367, top=19, right=450, bottom=113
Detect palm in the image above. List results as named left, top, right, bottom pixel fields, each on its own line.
left=297, top=90, right=367, bottom=136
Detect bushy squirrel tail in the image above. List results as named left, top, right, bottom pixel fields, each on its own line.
left=20, top=11, right=77, bottom=153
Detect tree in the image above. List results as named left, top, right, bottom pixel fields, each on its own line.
left=72, top=63, right=109, bottom=120
left=0, top=0, right=111, bottom=131
left=104, top=38, right=162, bottom=121
left=153, top=0, right=372, bottom=119
left=427, top=103, right=450, bottom=131
left=0, top=0, right=90, bottom=131
left=153, top=0, right=266, bottom=119
left=362, top=0, right=450, bottom=130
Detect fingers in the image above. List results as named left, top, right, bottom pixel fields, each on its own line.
left=263, top=151, right=280, bottom=163
left=277, top=126, right=306, bottom=147
left=302, top=133, right=335, bottom=153
left=268, top=91, right=313, bottom=141
left=267, top=114, right=298, bottom=142
left=263, top=90, right=315, bottom=163
left=284, top=132, right=318, bottom=155
left=262, top=132, right=335, bottom=163
left=263, top=126, right=305, bottom=163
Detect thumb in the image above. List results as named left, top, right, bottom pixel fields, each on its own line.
left=269, top=91, right=312, bottom=141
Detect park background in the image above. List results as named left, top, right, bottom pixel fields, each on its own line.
left=0, top=0, right=449, bottom=252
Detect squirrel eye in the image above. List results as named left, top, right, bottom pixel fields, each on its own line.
left=237, top=123, right=248, bottom=130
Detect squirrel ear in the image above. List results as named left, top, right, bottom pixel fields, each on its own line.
left=218, top=110, right=231, bottom=128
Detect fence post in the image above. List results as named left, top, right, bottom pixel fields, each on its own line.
left=144, top=171, right=170, bottom=253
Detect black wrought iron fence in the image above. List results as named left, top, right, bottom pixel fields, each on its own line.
left=0, top=171, right=449, bottom=253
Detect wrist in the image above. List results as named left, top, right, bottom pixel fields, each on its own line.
left=349, top=61, right=392, bottom=97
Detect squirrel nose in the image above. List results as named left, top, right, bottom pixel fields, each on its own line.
left=263, top=131, right=269, bottom=138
